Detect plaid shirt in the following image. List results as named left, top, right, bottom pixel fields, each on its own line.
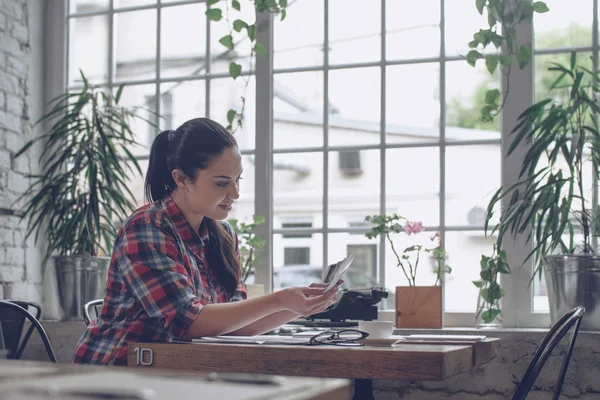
left=73, top=195, right=247, bottom=366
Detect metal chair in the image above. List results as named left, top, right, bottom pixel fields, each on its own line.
left=83, top=298, right=104, bottom=325
left=0, top=300, right=57, bottom=362
left=512, top=306, right=585, bottom=400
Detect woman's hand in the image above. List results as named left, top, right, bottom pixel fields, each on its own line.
left=275, top=285, right=341, bottom=317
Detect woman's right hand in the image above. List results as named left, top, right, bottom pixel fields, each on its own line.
left=275, top=286, right=340, bottom=317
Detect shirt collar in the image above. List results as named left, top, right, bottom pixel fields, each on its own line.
left=162, top=194, right=209, bottom=254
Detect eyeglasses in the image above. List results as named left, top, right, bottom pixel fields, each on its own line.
left=308, top=329, right=369, bottom=347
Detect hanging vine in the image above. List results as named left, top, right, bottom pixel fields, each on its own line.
left=206, top=0, right=287, bottom=132
left=466, top=0, right=548, bottom=122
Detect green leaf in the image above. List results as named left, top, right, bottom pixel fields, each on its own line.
left=490, top=32, right=503, bottom=48
left=280, top=9, right=287, bottom=21
left=233, top=19, right=247, bottom=32
left=499, top=54, right=514, bottom=67
left=485, top=89, right=501, bottom=105
left=254, top=42, right=267, bottom=57
left=219, top=34, right=234, bottom=49
left=517, top=45, right=532, bottom=69
left=468, top=40, right=479, bottom=48
left=476, top=0, right=486, bottom=15
left=485, top=55, right=499, bottom=74
left=570, top=51, right=577, bottom=70
left=227, top=109, right=236, bottom=124
left=205, top=8, right=222, bottom=21
left=472, top=280, right=486, bottom=288
left=207, top=0, right=219, bottom=4
left=487, top=12, right=496, bottom=28
left=533, top=1, right=549, bottom=13
left=246, top=25, right=257, bottom=41
left=482, top=309, right=501, bottom=324
left=229, top=62, right=242, bottom=79
left=232, top=0, right=241, bottom=11
left=466, top=50, right=483, bottom=67
left=279, top=0, right=287, bottom=7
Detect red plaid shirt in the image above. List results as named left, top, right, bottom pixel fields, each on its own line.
left=73, top=195, right=247, bottom=366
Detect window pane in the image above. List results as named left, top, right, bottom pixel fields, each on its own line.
left=70, top=0, right=108, bottom=13
left=445, top=0, right=490, bottom=57
left=274, top=0, right=324, bottom=69
left=328, top=150, right=380, bottom=228
left=125, top=159, right=148, bottom=209
left=535, top=0, right=592, bottom=49
left=274, top=71, right=324, bottom=149
left=68, top=15, right=109, bottom=85
left=159, top=80, right=206, bottom=131
left=386, top=0, right=440, bottom=61
left=329, top=67, right=380, bottom=147
left=384, top=230, right=437, bottom=288
left=114, top=0, right=155, bottom=8
left=444, top=231, right=495, bottom=312
left=533, top=272, right=549, bottom=312
left=161, top=4, right=207, bottom=79
left=386, top=147, right=439, bottom=227
left=386, top=63, right=439, bottom=144
left=209, top=76, right=256, bottom=152
left=273, top=152, right=323, bottom=229
left=535, top=52, right=593, bottom=102
left=273, top=233, right=323, bottom=289
left=209, top=0, right=253, bottom=74
left=446, top=60, right=501, bottom=135
left=114, top=10, right=157, bottom=83
left=328, top=0, right=380, bottom=65
left=228, top=154, right=255, bottom=220
left=118, top=84, right=158, bottom=157
left=445, top=145, right=500, bottom=227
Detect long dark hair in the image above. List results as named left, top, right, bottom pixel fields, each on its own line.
left=145, top=118, right=241, bottom=293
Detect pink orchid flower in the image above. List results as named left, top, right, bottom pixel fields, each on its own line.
left=404, top=221, right=424, bottom=236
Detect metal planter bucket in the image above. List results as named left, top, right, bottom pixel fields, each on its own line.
left=544, top=254, right=600, bottom=331
left=54, top=255, right=110, bottom=321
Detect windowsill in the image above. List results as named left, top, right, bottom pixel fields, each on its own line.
left=393, top=326, right=600, bottom=336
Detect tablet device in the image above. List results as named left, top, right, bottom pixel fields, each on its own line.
left=324, top=253, right=354, bottom=292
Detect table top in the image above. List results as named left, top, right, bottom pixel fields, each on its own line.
left=0, top=359, right=351, bottom=400
left=127, top=338, right=499, bottom=381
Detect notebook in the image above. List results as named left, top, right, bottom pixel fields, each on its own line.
left=405, top=334, right=487, bottom=342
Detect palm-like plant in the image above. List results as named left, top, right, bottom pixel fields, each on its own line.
left=485, top=52, right=600, bottom=279
left=15, top=71, right=152, bottom=267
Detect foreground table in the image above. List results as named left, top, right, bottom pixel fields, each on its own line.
left=127, top=339, right=498, bottom=399
left=0, top=359, right=351, bottom=400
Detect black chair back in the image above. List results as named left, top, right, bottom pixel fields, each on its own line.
left=83, top=299, right=104, bottom=325
left=512, top=306, right=585, bottom=400
left=0, top=300, right=57, bottom=363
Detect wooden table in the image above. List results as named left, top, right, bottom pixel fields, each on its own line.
left=127, top=339, right=498, bottom=400
left=0, top=359, right=351, bottom=400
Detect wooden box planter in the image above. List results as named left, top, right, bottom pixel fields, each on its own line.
left=395, top=286, right=442, bottom=329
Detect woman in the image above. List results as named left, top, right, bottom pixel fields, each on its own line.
left=73, top=118, right=339, bottom=365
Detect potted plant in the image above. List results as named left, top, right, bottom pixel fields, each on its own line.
left=473, top=244, right=511, bottom=328
left=485, top=52, right=600, bottom=330
left=14, top=71, right=149, bottom=320
left=228, top=215, right=266, bottom=298
left=365, top=213, right=451, bottom=328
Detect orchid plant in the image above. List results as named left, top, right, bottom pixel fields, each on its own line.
left=364, top=214, right=452, bottom=286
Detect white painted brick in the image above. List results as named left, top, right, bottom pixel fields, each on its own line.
left=0, top=148, right=10, bottom=169
left=4, top=130, right=24, bottom=154
left=0, top=110, right=21, bottom=132
left=13, top=228, right=23, bottom=246
left=12, top=152, right=28, bottom=174
left=7, top=169, right=28, bottom=193
left=7, top=281, right=37, bottom=301
left=0, top=264, right=23, bottom=281
left=0, top=92, right=5, bottom=110
left=25, top=245, right=41, bottom=283
left=0, top=74, right=19, bottom=93
left=6, top=53, right=24, bottom=75
left=10, top=21, right=26, bottom=44
left=0, top=31, right=23, bottom=57
left=6, top=93, right=23, bottom=115
left=5, top=247, right=24, bottom=265
left=0, top=12, right=5, bottom=31
left=1, top=0, right=23, bottom=21
left=0, top=227, right=13, bottom=246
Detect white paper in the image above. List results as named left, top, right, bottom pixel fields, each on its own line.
left=192, top=335, right=310, bottom=345
left=324, top=253, right=355, bottom=291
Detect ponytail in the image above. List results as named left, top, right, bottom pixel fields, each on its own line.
left=205, top=219, right=240, bottom=294
left=145, top=130, right=176, bottom=203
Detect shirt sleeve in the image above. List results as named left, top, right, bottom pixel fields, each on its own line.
left=222, top=221, right=248, bottom=302
left=116, top=217, right=204, bottom=339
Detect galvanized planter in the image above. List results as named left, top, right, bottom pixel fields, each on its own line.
left=54, top=255, right=110, bottom=321
left=544, top=254, right=600, bottom=331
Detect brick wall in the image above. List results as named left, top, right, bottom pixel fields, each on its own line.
left=0, top=0, right=43, bottom=302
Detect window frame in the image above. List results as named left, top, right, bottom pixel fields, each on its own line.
left=54, top=0, right=599, bottom=328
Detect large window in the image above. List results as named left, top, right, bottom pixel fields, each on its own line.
left=61, top=0, right=597, bottom=327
